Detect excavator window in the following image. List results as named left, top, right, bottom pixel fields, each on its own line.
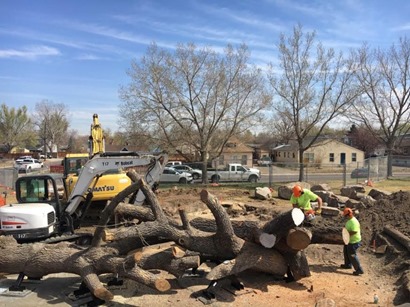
left=18, top=178, right=56, bottom=202
left=67, top=158, right=88, bottom=175
left=20, top=179, right=43, bottom=202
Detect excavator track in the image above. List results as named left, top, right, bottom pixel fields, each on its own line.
left=42, top=232, right=93, bottom=245
left=17, top=232, right=94, bottom=246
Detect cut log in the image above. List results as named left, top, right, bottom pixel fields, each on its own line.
left=259, top=232, right=277, bottom=248
left=132, top=242, right=201, bottom=278
left=286, top=228, right=312, bottom=250
left=259, top=208, right=304, bottom=248
left=262, top=208, right=305, bottom=235
left=206, top=241, right=288, bottom=280
left=383, top=224, right=410, bottom=252
left=190, top=217, right=345, bottom=246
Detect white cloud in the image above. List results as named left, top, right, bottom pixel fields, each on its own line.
left=0, top=45, right=60, bottom=59
left=76, top=53, right=106, bottom=61
left=392, top=23, right=410, bottom=32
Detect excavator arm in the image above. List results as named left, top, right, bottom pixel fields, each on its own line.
left=64, top=151, right=168, bottom=216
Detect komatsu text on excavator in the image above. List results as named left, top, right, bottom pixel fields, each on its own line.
left=0, top=151, right=168, bottom=242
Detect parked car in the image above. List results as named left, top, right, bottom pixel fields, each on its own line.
left=350, top=167, right=377, bottom=179
left=207, top=163, right=260, bottom=183
left=173, top=165, right=202, bottom=180
left=15, top=156, right=33, bottom=163
left=184, top=162, right=212, bottom=170
left=14, top=158, right=44, bottom=173
left=257, top=156, right=272, bottom=166
left=160, top=167, right=193, bottom=184
left=165, top=161, right=183, bottom=167
left=39, top=153, right=52, bottom=159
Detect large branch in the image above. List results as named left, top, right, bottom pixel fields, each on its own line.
left=0, top=236, right=171, bottom=300
left=106, top=189, right=291, bottom=281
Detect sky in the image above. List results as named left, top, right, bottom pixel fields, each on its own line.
left=1, top=0, right=410, bottom=135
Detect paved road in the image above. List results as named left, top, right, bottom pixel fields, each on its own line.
left=0, top=273, right=81, bottom=307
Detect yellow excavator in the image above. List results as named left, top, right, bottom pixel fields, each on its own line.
left=63, top=114, right=134, bottom=218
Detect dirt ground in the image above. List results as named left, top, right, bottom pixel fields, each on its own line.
left=1, top=184, right=409, bottom=307
left=77, top=184, right=405, bottom=307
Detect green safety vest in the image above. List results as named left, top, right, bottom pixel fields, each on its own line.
left=345, top=217, right=361, bottom=244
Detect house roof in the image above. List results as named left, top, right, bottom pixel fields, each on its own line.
left=273, top=144, right=293, bottom=151
left=222, top=140, right=253, bottom=153
left=273, top=138, right=364, bottom=153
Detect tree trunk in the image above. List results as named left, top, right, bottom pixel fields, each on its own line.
left=383, top=224, right=410, bottom=252
left=189, top=217, right=344, bottom=246
left=260, top=208, right=305, bottom=248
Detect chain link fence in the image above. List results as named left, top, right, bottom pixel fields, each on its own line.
left=183, top=156, right=395, bottom=186
left=258, top=156, right=388, bottom=186
left=0, top=164, right=18, bottom=197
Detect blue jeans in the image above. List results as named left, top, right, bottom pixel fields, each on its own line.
left=343, top=242, right=364, bottom=272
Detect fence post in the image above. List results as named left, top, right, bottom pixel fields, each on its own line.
left=343, top=163, right=346, bottom=187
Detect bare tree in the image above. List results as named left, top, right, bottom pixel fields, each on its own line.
left=271, top=111, right=296, bottom=144
left=268, top=24, right=361, bottom=181
left=119, top=43, right=271, bottom=182
left=347, top=124, right=383, bottom=158
left=34, top=100, right=69, bottom=155
left=65, top=130, right=88, bottom=153
left=0, top=104, right=34, bottom=152
left=351, top=38, right=410, bottom=176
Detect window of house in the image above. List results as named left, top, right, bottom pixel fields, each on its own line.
left=352, top=153, right=357, bottom=162
left=241, top=155, right=247, bottom=165
left=305, top=152, right=314, bottom=163
left=329, top=153, right=334, bottom=162
left=278, top=152, right=281, bottom=157
left=218, top=155, right=224, bottom=165
left=293, top=153, right=295, bottom=158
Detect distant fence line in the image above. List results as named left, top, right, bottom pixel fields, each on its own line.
left=0, top=167, right=18, bottom=191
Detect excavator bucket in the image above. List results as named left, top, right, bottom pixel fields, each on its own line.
left=89, top=114, right=105, bottom=155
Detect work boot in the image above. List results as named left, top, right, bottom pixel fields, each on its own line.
left=353, top=270, right=364, bottom=275
left=340, top=264, right=352, bottom=269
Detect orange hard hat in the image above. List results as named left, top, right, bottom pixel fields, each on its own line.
left=292, top=185, right=303, bottom=197
left=343, top=207, right=353, bottom=216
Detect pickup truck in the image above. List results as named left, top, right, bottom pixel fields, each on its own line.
left=207, top=163, right=260, bottom=183
left=13, top=158, right=44, bottom=173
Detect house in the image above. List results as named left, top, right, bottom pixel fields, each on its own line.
left=273, top=139, right=365, bottom=167
left=212, top=139, right=255, bottom=168
left=247, top=143, right=272, bottom=163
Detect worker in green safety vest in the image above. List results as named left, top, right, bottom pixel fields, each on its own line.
left=340, top=207, right=364, bottom=275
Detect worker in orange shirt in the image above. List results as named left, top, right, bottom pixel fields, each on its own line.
left=290, top=185, right=323, bottom=221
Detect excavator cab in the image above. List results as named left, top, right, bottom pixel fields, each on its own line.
left=15, top=174, right=66, bottom=218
